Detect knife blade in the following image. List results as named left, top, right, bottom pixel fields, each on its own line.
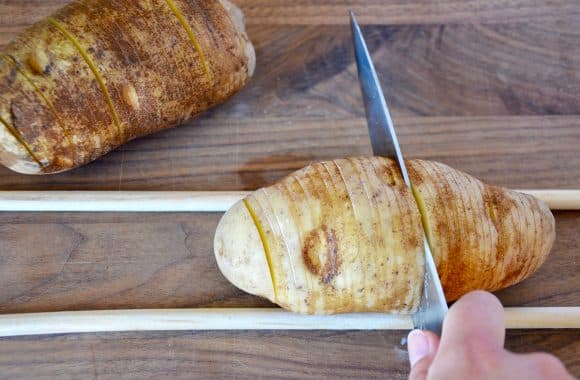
left=350, top=11, right=448, bottom=335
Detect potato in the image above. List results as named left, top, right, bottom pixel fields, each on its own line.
left=214, top=157, right=555, bottom=314
left=0, top=0, right=254, bottom=174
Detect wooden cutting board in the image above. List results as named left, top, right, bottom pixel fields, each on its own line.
left=0, top=1, right=579, bottom=378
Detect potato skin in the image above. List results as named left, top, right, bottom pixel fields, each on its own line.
left=214, top=157, right=555, bottom=314
left=408, top=159, right=555, bottom=301
left=0, top=0, right=254, bottom=174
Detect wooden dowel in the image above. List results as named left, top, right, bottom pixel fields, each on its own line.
left=518, top=189, right=580, bottom=211
left=0, top=189, right=577, bottom=212
left=504, top=307, right=580, bottom=329
left=0, top=308, right=411, bottom=337
left=0, top=307, right=578, bottom=337
left=0, top=191, right=247, bottom=212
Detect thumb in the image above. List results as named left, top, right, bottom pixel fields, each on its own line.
left=409, top=356, right=434, bottom=380
left=407, top=330, right=440, bottom=380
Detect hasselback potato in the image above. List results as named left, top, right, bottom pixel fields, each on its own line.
left=0, top=0, right=254, bottom=174
left=214, top=157, right=555, bottom=314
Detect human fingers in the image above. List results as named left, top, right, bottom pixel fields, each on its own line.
left=514, top=352, right=577, bottom=380
left=439, top=290, right=505, bottom=352
left=408, top=329, right=440, bottom=380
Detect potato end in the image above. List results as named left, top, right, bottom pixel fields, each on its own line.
left=0, top=122, right=41, bottom=174
left=214, top=199, right=275, bottom=301
left=527, top=194, right=556, bottom=274
left=219, top=0, right=255, bottom=77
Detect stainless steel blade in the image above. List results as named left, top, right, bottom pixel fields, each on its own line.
left=350, top=11, right=448, bottom=335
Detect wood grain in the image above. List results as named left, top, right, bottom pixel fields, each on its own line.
left=0, top=330, right=578, bottom=379
left=0, top=22, right=579, bottom=189
left=0, top=115, right=579, bottom=190
left=0, top=211, right=577, bottom=314
left=1, top=1, right=579, bottom=27
left=0, top=0, right=579, bottom=378
left=237, top=0, right=580, bottom=25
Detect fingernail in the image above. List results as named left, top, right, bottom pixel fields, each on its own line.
left=407, top=330, right=429, bottom=367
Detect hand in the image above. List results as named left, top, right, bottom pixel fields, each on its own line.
left=407, top=291, right=575, bottom=380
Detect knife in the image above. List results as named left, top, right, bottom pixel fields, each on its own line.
left=350, top=12, right=448, bottom=335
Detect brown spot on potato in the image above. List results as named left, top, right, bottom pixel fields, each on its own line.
left=381, top=162, right=398, bottom=186
left=302, top=225, right=341, bottom=284
left=404, top=230, right=420, bottom=253
left=406, top=160, right=425, bottom=186
left=484, top=185, right=516, bottom=222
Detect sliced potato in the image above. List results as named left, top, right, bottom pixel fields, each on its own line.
left=0, top=0, right=254, bottom=173
left=214, top=157, right=555, bottom=315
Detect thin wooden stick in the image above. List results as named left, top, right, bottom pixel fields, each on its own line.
left=503, top=307, right=580, bottom=329
left=518, top=189, right=580, bottom=211
left=0, top=307, right=578, bottom=337
left=0, top=309, right=411, bottom=337
left=0, top=191, right=246, bottom=212
left=0, top=189, right=577, bottom=212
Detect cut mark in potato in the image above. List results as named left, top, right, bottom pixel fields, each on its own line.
left=488, top=203, right=496, bottom=221
left=164, top=0, right=212, bottom=84
left=0, top=114, right=42, bottom=167
left=243, top=198, right=277, bottom=301
left=3, top=55, right=74, bottom=152
left=48, top=17, right=124, bottom=143
left=411, top=184, right=433, bottom=248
